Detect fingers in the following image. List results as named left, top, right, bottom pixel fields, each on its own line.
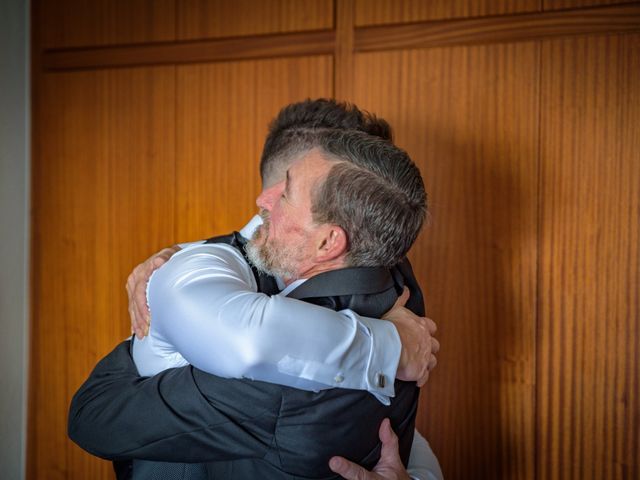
left=152, top=255, right=166, bottom=268
left=153, top=246, right=177, bottom=267
left=426, top=317, right=437, bottom=335
left=134, top=279, right=150, bottom=328
left=128, top=262, right=150, bottom=336
left=127, top=304, right=136, bottom=338
left=431, top=337, right=440, bottom=354
left=127, top=266, right=144, bottom=338
left=428, top=353, right=438, bottom=371
left=126, top=247, right=179, bottom=339
left=416, top=353, right=438, bottom=387
left=130, top=289, right=147, bottom=338
left=329, top=456, right=368, bottom=480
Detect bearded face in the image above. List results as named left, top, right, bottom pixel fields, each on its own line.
left=245, top=210, right=307, bottom=281
left=247, top=151, right=334, bottom=282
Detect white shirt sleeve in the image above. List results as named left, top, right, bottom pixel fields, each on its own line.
left=132, top=243, right=401, bottom=403
left=407, top=429, right=444, bottom=480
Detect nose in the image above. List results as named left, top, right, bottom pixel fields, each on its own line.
left=256, top=181, right=284, bottom=211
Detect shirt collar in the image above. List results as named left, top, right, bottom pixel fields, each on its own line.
left=278, top=278, right=307, bottom=296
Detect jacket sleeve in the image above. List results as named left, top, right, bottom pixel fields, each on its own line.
left=68, top=340, right=279, bottom=462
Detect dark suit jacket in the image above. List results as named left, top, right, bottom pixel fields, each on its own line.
left=68, top=236, right=423, bottom=479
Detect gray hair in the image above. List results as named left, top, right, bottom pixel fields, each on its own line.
left=259, top=127, right=427, bottom=267
left=311, top=130, right=427, bottom=267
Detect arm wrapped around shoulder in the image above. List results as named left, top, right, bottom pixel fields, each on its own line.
left=68, top=340, right=278, bottom=462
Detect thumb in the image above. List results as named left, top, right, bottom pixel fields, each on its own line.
left=393, top=287, right=410, bottom=309
left=378, top=419, right=402, bottom=465
left=329, top=456, right=367, bottom=480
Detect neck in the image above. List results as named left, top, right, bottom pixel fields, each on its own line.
left=283, top=258, right=347, bottom=286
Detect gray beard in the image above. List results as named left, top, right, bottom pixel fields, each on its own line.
left=245, top=227, right=298, bottom=281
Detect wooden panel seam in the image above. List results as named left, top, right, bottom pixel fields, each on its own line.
left=355, top=3, right=640, bottom=52
left=43, top=30, right=336, bottom=71
left=42, top=4, right=640, bottom=71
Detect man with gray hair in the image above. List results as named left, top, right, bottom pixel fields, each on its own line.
left=70, top=108, right=441, bottom=479
left=248, top=127, right=426, bottom=273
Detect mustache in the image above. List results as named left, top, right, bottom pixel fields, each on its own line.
left=251, top=209, right=271, bottom=242
left=258, top=209, right=271, bottom=226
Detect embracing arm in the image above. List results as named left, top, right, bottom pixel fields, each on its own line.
left=136, top=243, right=403, bottom=400
left=68, top=340, right=278, bottom=461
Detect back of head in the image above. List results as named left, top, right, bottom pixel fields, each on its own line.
left=260, top=99, right=392, bottom=186
left=312, top=129, right=427, bottom=268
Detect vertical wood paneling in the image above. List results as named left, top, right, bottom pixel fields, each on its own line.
left=30, top=67, right=176, bottom=480
left=175, top=56, right=333, bottom=240
left=40, top=0, right=176, bottom=49
left=177, top=0, right=333, bottom=40
left=30, top=1, right=640, bottom=479
left=537, top=33, right=640, bottom=480
left=335, top=0, right=356, bottom=99
left=352, top=43, right=540, bottom=479
left=354, top=0, right=541, bottom=26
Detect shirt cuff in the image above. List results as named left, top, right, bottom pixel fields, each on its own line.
left=358, top=316, right=401, bottom=404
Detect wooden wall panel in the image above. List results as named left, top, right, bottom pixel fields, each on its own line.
left=40, top=0, right=176, bottom=49
left=351, top=43, right=540, bottom=479
left=354, top=0, right=540, bottom=26
left=537, top=34, right=640, bottom=480
left=175, top=56, right=333, bottom=240
left=177, top=0, right=333, bottom=40
left=29, top=67, right=176, bottom=480
left=30, top=1, right=640, bottom=478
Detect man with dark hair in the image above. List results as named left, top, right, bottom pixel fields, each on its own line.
left=259, top=98, right=393, bottom=184
left=71, top=101, right=442, bottom=479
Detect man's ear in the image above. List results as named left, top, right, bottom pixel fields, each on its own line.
left=315, top=225, right=348, bottom=263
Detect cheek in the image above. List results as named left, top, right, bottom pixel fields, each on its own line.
left=269, top=205, right=287, bottom=234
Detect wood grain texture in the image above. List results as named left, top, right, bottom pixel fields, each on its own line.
left=354, top=0, right=540, bottom=26
left=29, top=67, right=176, bottom=480
left=351, top=42, right=540, bottom=479
left=334, top=0, right=356, bottom=99
left=355, top=3, right=640, bottom=52
left=30, top=1, right=640, bottom=478
left=175, top=56, right=333, bottom=240
left=39, top=0, right=176, bottom=49
left=41, top=4, right=640, bottom=72
left=537, top=33, right=640, bottom=480
left=43, top=30, right=335, bottom=71
left=177, top=0, right=333, bottom=40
